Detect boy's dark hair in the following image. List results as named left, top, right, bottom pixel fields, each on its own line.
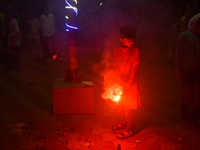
left=120, top=25, right=136, bottom=39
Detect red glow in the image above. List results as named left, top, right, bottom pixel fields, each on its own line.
left=53, top=54, right=58, bottom=60
left=102, top=84, right=123, bottom=103
left=114, top=95, right=120, bottom=102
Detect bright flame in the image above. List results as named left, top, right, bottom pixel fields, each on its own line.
left=53, top=54, right=58, bottom=60
left=102, top=84, right=123, bottom=103
left=114, top=95, right=120, bottom=102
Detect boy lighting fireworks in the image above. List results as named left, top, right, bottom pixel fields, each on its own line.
left=102, top=25, right=141, bottom=139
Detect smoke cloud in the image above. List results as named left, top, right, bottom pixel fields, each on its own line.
left=46, top=0, right=175, bottom=80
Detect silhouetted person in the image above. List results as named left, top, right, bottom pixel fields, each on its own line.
left=2, top=3, right=19, bottom=68
left=175, top=13, right=200, bottom=130
left=180, top=4, right=192, bottom=33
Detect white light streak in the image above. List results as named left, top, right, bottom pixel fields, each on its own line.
left=65, top=6, right=78, bottom=12
left=65, top=0, right=78, bottom=16
left=73, top=0, right=77, bottom=4
left=64, top=0, right=78, bottom=32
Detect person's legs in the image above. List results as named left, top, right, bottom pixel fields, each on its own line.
left=181, top=71, right=193, bottom=123
left=8, top=46, right=20, bottom=70
left=35, top=38, right=42, bottom=59
left=116, top=108, right=134, bottom=139
left=112, top=105, right=127, bottom=130
left=49, top=34, right=56, bottom=58
left=191, top=84, right=200, bottom=121
left=182, top=70, right=200, bottom=130
left=31, top=38, right=42, bottom=60
left=124, top=109, right=134, bottom=131
left=29, top=39, right=35, bottom=60
left=42, top=36, right=51, bottom=59
left=15, top=46, right=20, bottom=69
left=190, top=71, right=200, bottom=128
left=1, top=35, right=8, bottom=66
left=181, top=84, right=192, bottom=122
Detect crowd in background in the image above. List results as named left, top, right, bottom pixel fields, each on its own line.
left=167, top=0, right=200, bottom=65
left=0, top=0, right=200, bottom=70
left=0, top=2, right=59, bottom=70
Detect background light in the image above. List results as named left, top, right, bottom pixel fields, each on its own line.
left=65, top=0, right=78, bottom=32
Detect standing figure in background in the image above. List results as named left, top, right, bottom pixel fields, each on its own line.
left=27, top=13, right=42, bottom=61
left=167, top=20, right=181, bottom=65
left=104, top=25, right=141, bottom=139
left=40, top=8, right=55, bottom=60
left=7, top=12, right=21, bottom=70
left=180, top=4, right=192, bottom=33
left=175, top=13, right=200, bottom=130
left=1, top=3, right=18, bottom=68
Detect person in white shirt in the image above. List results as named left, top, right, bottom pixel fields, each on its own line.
left=40, top=8, right=55, bottom=60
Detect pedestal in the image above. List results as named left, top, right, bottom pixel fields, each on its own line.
left=52, top=78, right=94, bottom=114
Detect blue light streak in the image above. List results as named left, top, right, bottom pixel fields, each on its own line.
left=65, top=0, right=78, bottom=32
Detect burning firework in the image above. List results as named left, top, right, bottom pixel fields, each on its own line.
left=102, top=84, right=123, bottom=103
left=53, top=54, right=58, bottom=60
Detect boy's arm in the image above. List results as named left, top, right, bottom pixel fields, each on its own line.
left=131, top=47, right=140, bottom=79
left=126, top=47, right=140, bottom=87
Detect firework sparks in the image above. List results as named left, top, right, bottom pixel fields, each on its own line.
left=102, top=84, right=123, bottom=103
